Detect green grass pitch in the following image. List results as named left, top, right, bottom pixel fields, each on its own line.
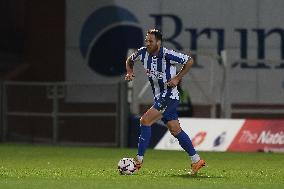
left=0, top=143, right=283, bottom=189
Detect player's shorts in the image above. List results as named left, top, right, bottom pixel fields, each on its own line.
left=153, top=96, right=180, bottom=124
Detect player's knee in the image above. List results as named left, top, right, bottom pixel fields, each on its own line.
left=169, top=128, right=181, bottom=136
left=168, top=124, right=181, bottom=136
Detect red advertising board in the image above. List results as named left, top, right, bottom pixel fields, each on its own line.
left=228, top=120, right=284, bottom=152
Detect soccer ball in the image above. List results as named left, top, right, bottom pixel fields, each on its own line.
left=117, top=157, right=136, bottom=175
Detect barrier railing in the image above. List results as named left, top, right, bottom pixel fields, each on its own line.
left=1, top=81, right=129, bottom=147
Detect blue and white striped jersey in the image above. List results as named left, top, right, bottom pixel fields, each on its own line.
left=130, top=46, right=190, bottom=100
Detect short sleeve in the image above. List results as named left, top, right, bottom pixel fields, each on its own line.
left=130, top=47, right=146, bottom=62
left=165, top=49, right=190, bottom=64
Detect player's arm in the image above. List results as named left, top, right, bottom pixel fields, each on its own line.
left=167, top=57, right=194, bottom=88
left=125, top=57, right=135, bottom=81
left=175, top=57, right=194, bottom=81
left=125, top=47, right=144, bottom=81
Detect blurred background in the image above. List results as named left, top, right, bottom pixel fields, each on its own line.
left=0, top=0, right=283, bottom=151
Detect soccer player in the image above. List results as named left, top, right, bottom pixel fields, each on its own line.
left=125, top=29, right=205, bottom=175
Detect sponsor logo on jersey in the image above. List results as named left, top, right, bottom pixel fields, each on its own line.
left=146, top=69, right=165, bottom=79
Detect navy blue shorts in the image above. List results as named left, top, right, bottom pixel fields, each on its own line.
left=153, top=97, right=180, bottom=124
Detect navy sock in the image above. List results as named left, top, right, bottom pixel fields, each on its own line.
left=175, top=130, right=196, bottom=156
left=138, top=125, right=151, bottom=156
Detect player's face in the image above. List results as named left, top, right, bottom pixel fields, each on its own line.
left=145, top=34, right=160, bottom=55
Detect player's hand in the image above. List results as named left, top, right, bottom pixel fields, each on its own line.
left=166, top=78, right=179, bottom=88
left=125, top=73, right=135, bottom=81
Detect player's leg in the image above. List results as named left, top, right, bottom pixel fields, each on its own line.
left=167, top=120, right=197, bottom=157
left=135, top=107, right=162, bottom=170
left=166, top=120, right=205, bottom=174
left=166, top=120, right=200, bottom=160
left=162, top=99, right=205, bottom=174
left=161, top=99, right=196, bottom=156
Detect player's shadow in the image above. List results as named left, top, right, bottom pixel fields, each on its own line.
left=169, top=173, right=224, bottom=179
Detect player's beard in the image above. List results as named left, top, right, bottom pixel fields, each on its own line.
left=147, top=44, right=159, bottom=55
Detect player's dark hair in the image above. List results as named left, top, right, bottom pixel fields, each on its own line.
left=147, top=29, right=163, bottom=41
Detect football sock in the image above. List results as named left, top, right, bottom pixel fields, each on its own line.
left=136, top=155, right=144, bottom=163
left=175, top=129, right=197, bottom=156
left=138, top=125, right=151, bottom=157
left=191, top=154, right=201, bottom=164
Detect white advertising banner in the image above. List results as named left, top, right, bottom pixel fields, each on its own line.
left=154, top=118, right=244, bottom=151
